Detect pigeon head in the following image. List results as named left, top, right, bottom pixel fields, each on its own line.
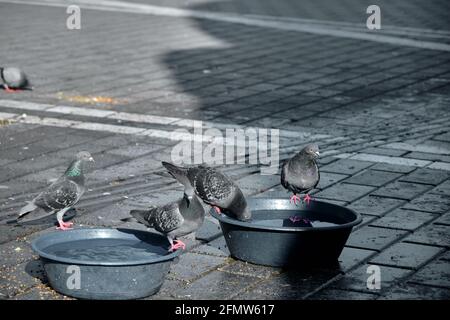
left=76, top=151, right=94, bottom=162
left=301, top=144, right=320, bottom=159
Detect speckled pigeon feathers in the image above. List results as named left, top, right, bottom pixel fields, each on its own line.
left=189, top=166, right=236, bottom=205
left=162, top=162, right=251, bottom=221
left=17, top=159, right=86, bottom=222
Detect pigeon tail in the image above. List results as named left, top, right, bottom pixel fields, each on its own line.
left=18, top=201, right=37, bottom=218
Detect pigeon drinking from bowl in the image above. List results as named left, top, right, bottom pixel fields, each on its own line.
left=15, top=151, right=94, bottom=230
left=1, top=67, right=32, bottom=92
left=128, top=193, right=205, bottom=252
left=281, top=143, right=320, bottom=206
left=162, top=162, right=251, bottom=221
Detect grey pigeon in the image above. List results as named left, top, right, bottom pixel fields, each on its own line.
left=129, top=193, right=205, bottom=252
left=281, top=143, right=320, bottom=205
left=16, top=151, right=94, bottom=230
left=162, top=162, right=251, bottom=221
left=0, top=67, right=32, bottom=91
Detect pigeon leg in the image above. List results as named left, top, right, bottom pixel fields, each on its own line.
left=169, top=239, right=186, bottom=252
left=290, top=194, right=302, bottom=205
left=213, top=206, right=222, bottom=214
left=3, top=84, right=18, bottom=93
left=303, top=194, right=312, bottom=205
left=56, top=208, right=73, bottom=230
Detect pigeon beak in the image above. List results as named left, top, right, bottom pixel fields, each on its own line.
left=315, top=151, right=320, bottom=157
left=89, top=157, right=95, bottom=162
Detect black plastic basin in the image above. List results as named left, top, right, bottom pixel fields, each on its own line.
left=210, top=198, right=362, bottom=267
left=31, top=228, right=180, bottom=300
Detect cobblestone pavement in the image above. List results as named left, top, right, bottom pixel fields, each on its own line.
left=0, top=0, right=449, bottom=300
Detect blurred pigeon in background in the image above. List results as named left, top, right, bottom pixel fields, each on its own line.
left=15, top=151, right=94, bottom=230
left=281, top=143, right=320, bottom=205
left=129, top=193, right=205, bottom=252
left=0, top=67, right=32, bottom=92
left=162, top=162, right=251, bottom=221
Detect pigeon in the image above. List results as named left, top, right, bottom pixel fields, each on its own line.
left=162, top=162, right=251, bottom=221
left=129, top=193, right=205, bottom=252
left=0, top=67, right=32, bottom=92
left=16, top=151, right=94, bottom=230
left=281, top=143, right=320, bottom=205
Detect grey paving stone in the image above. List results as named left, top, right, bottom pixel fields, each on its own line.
left=434, top=212, right=450, bottom=226
left=194, top=236, right=230, bottom=257
left=316, top=172, right=349, bottom=189
left=146, top=278, right=186, bottom=300
left=0, top=239, right=37, bottom=269
left=434, top=132, right=450, bottom=142
left=320, top=159, right=373, bottom=175
left=362, top=147, right=408, bottom=157
left=315, top=183, right=375, bottom=202
left=405, top=224, right=450, bottom=248
left=236, top=174, right=280, bottom=195
left=369, top=209, right=437, bottom=231
left=371, top=181, right=432, bottom=200
left=404, top=152, right=450, bottom=163
left=235, top=268, right=340, bottom=300
left=338, top=247, right=377, bottom=271
left=74, top=201, right=136, bottom=227
left=430, top=179, right=450, bottom=196
left=169, top=252, right=228, bottom=282
left=378, top=283, right=450, bottom=300
left=10, top=286, right=68, bottom=300
left=371, top=163, right=416, bottom=174
left=218, top=261, right=281, bottom=280
left=399, top=168, right=450, bottom=185
left=347, top=196, right=406, bottom=217
left=0, top=180, right=46, bottom=200
left=195, top=217, right=222, bottom=242
left=0, top=259, right=46, bottom=298
left=331, top=264, right=412, bottom=293
left=347, top=226, right=407, bottom=251
left=370, top=242, right=444, bottom=269
left=402, top=193, right=450, bottom=214
left=344, top=170, right=402, bottom=187
left=192, top=243, right=230, bottom=258
left=409, top=259, right=450, bottom=289
left=171, top=270, right=257, bottom=300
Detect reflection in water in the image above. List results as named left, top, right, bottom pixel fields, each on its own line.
left=45, top=239, right=166, bottom=263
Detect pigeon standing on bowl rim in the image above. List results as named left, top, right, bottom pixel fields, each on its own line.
left=281, top=143, right=320, bottom=205
left=128, top=192, right=205, bottom=252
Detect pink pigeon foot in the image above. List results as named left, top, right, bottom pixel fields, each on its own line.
left=303, top=194, right=312, bottom=205
left=169, top=240, right=186, bottom=252
left=289, top=216, right=311, bottom=224
left=290, top=194, right=302, bottom=205
left=56, top=221, right=73, bottom=230
left=213, top=206, right=222, bottom=214
left=3, top=85, right=18, bottom=93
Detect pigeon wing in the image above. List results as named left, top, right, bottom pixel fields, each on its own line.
left=192, top=168, right=235, bottom=206
left=152, top=202, right=184, bottom=234
left=35, top=177, right=83, bottom=211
